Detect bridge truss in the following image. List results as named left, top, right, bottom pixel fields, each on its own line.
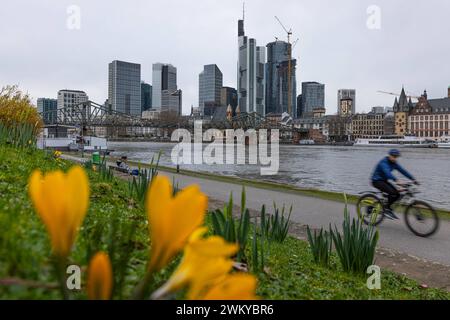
left=40, top=100, right=305, bottom=137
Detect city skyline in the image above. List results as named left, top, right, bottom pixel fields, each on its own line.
left=1, top=0, right=449, bottom=115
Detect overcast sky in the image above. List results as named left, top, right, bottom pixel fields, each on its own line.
left=1, top=0, right=449, bottom=115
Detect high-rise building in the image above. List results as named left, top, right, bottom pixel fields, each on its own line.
left=161, top=89, right=182, bottom=115
left=152, top=63, right=181, bottom=115
left=301, top=82, right=325, bottom=118
left=265, top=41, right=297, bottom=118
left=221, top=87, right=238, bottom=115
left=296, top=94, right=303, bottom=118
left=339, top=98, right=354, bottom=117
left=199, top=64, right=223, bottom=117
left=337, top=89, right=356, bottom=116
left=57, top=90, right=89, bottom=120
left=237, top=18, right=266, bottom=115
left=37, top=98, right=57, bottom=124
left=141, top=81, right=152, bottom=113
left=108, top=60, right=141, bottom=116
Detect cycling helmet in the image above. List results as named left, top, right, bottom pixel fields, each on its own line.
left=389, top=149, right=401, bottom=157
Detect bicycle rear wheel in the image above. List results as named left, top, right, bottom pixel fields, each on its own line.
left=357, top=194, right=384, bottom=226
left=405, top=200, right=439, bottom=237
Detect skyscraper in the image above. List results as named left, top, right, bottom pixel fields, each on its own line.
left=141, top=81, right=152, bottom=113
left=57, top=89, right=89, bottom=121
left=152, top=63, right=181, bottom=115
left=237, top=18, right=266, bottom=115
left=265, top=41, right=297, bottom=118
left=296, top=94, right=303, bottom=118
left=337, top=89, right=356, bottom=115
left=199, top=64, right=223, bottom=117
left=161, top=89, right=182, bottom=115
left=221, top=87, right=238, bottom=115
left=108, top=60, right=141, bottom=116
left=301, top=82, right=325, bottom=118
left=37, top=98, right=57, bottom=124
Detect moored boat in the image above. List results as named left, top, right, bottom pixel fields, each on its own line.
left=354, top=135, right=437, bottom=148
left=38, top=135, right=108, bottom=152
left=299, top=139, right=315, bottom=145
left=437, top=136, right=450, bottom=149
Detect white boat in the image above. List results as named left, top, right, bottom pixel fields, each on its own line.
left=81, top=136, right=108, bottom=151
left=437, top=136, right=450, bottom=149
left=354, top=135, right=437, bottom=148
left=37, top=137, right=76, bottom=150
left=38, top=135, right=108, bottom=152
left=299, top=139, right=315, bottom=145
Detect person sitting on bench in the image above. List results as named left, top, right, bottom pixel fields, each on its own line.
left=116, top=156, right=130, bottom=173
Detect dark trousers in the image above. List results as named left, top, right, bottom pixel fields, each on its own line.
left=372, top=181, right=400, bottom=209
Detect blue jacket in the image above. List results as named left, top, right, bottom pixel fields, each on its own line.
left=371, top=157, right=415, bottom=182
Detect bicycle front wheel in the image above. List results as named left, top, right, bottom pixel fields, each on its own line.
left=405, top=200, right=439, bottom=237
left=357, top=194, right=384, bottom=226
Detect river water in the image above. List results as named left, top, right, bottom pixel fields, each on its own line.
left=109, top=142, right=450, bottom=210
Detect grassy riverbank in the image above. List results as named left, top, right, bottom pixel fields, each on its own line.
left=1, top=145, right=448, bottom=299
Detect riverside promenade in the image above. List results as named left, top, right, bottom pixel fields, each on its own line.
left=62, top=154, right=450, bottom=267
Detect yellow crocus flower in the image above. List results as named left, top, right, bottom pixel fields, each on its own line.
left=152, top=228, right=238, bottom=299
left=87, top=252, right=113, bottom=300
left=28, top=166, right=89, bottom=258
left=146, top=176, right=208, bottom=272
left=201, top=274, right=258, bottom=300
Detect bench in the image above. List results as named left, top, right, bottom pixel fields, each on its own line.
left=108, top=165, right=129, bottom=174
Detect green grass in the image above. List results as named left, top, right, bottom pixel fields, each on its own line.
left=256, top=237, right=448, bottom=300
left=0, top=145, right=448, bottom=300
left=0, top=145, right=171, bottom=299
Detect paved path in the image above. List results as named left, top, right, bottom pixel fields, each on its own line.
left=64, top=154, right=450, bottom=266
left=162, top=171, right=450, bottom=266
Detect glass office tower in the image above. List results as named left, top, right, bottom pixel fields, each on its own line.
left=108, top=60, right=141, bottom=116
left=301, top=82, right=325, bottom=118
left=152, top=63, right=180, bottom=115
left=265, top=40, right=297, bottom=118
left=199, top=64, right=223, bottom=117
left=37, top=98, right=57, bottom=124
left=141, top=81, right=152, bottom=113
left=237, top=19, right=266, bottom=115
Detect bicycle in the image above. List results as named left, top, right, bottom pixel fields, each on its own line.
left=356, top=182, right=440, bottom=237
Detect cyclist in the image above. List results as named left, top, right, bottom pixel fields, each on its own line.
left=371, top=149, right=419, bottom=220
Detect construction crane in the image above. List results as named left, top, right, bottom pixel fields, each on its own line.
left=377, top=90, right=420, bottom=100
left=275, top=16, right=295, bottom=117
left=275, top=16, right=292, bottom=42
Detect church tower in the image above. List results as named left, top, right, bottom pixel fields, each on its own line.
left=393, top=87, right=413, bottom=136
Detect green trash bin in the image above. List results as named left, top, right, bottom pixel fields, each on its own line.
left=92, top=152, right=101, bottom=165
